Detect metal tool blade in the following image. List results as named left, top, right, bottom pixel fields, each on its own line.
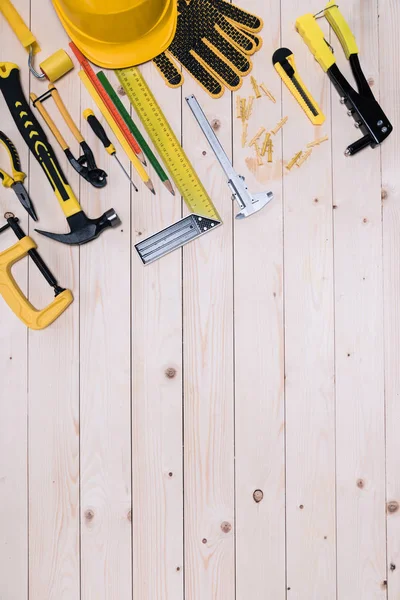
left=291, top=75, right=319, bottom=116
left=135, top=214, right=221, bottom=264
left=12, top=182, right=38, bottom=221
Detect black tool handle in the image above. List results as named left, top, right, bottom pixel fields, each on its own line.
left=0, top=63, right=81, bottom=218
left=0, top=130, right=22, bottom=173
left=84, top=109, right=115, bottom=154
left=6, top=216, right=61, bottom=290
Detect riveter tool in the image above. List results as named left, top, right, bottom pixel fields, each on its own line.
left=0, top=131, right=37, bottom=220
left=296, top=1, right=392, bottom=155
left=0, top=213, right=73, bottom=329
left=186, top=94, right=273, bottom=219
left=0, top=63, right=120, bottom=245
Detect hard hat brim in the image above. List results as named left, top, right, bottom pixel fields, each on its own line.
left=52, top=0, right=177, bottom=68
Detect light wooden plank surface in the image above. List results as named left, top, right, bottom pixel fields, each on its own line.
left=333, top=4, right=387, bottom=599
left=380, top=0, right=400, bottom=597
left=282, top=1, right=336, bottom=597
left=0, top=0, right=399, bottom=599
left=0, top=2, right=29, bottom=599
left=233, top=1, right=286, bottom=598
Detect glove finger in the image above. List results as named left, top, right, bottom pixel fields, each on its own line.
left=214, top=19, right=258, bottom=55
left=212, top=0, right=263, bottom=33
left=237, top=28, right=263, bottom=53
left=153, top=52, right=183, bottom=88
left=194, top=39, right=243, bottom=89
left=171, top=51, right=224, bottom=98
left=208, top=28, right=252, bottom=75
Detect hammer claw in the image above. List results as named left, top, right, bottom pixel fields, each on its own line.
left=35, top=208, right=120, bottom=246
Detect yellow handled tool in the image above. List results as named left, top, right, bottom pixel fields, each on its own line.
left=78, top=70, right=154, bottom=194
left=273, top=47, right=325, bottom=125
left=31, top=86, right=108, bottom=188
left=295, top=13, right=335, bottom=72
left=295, top=3, right=393, bottom=155
left=0, top=63, right=120, bottom=245
left=0, top=213, right=73, bottom=329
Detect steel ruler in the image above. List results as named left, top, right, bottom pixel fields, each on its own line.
left=115, top=67, right=222, bottom=263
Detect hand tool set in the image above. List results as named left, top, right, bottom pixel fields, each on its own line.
left=0, top=0, right=393, bottom=329
left=0, top=62, right=120, bottom=248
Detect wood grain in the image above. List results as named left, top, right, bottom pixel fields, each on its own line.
left=282, top=0, right=336, bottom=597
left=333, top=2, right=387, bottom=598
left=233, top=1, right=286, bottom=597
left=27, top=4, right=80, bottom=599
left=0, top=1, right=29, bottom=598
left=182, top=80, right=235, bottom=598
left=0, top=0, right=399, bottom=598
left=79, top=68, right=132, bottom=599
left=380, top=0, right=400, bottom=596
left=131, top=62, right=184, bottom=600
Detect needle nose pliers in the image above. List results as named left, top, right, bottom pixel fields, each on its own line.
left=0, top=131, right=38, bottom=220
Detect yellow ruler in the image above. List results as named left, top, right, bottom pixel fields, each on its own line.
left=115, top=67, right=221, bottom=222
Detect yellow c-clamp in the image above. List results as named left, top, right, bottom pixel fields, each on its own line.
left=0, top=213, right=73, bottom=330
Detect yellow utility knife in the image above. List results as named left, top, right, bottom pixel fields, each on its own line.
left=273, top=48, right=325, bottom=125
left=296, top=1, right=392, bottom=155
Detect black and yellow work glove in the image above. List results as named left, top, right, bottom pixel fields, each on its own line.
left=152, top=0, right=263, bottom=98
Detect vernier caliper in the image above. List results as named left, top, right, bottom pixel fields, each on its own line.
left=186, top=94, right=274, bottom=219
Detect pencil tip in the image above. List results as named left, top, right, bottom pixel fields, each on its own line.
left=164, top=180, right=175, bottom=196
left=146, top=179, right=156, bottom=195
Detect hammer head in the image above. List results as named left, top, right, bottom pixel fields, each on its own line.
left=35, top=208, right=120, bottom=245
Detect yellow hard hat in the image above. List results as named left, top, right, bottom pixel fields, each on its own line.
left=51, top=0, right=177, bottom=68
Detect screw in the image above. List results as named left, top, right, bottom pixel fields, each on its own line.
left=377, top=120, right=383, bottom=126
left=382, top=126, right=388, bottom=133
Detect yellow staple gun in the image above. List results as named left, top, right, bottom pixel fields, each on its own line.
left=0, top=213, right=73, bottom=329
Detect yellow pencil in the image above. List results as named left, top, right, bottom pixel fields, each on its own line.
left=78, top=70, right=155, bottom=194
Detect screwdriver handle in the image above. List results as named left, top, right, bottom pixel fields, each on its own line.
left=0, top=131, right=25, bottom=182
left=84, top=109, right=115, bottom=155
left=0, top=63, right=81, bottom=219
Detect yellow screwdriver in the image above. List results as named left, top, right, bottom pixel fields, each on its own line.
left=83, top=109, right=138, bottom=192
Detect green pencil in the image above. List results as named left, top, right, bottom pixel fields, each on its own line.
left=97, top=71, right=175, bottom=196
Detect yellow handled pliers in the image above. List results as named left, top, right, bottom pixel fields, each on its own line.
left=0, top=131, right=38, bottom=220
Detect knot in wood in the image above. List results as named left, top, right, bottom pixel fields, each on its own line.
left=368, top=77, right=374, bottom=87
left=253, top=489, right=264, bottom=503
left=381, top=189, right=388, bottom=200
left=387, top=500, right=399, bottom=513
left=356, top=479, right=364, bottom=489
left=165, top=367, right=177, bottom=378
left=221, top=521, right=232, bottom=533
left=211, top=119, right=221, bottom=130
left=127, top=510, right=132, bottom=521
left=117, top=85, right=126, bottom=96
left=85, top=509, right=94, bottom=521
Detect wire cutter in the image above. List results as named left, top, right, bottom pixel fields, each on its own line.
left=0, top=131, right=38, bottom=220
left=296, top=1, right=393, bottom=156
